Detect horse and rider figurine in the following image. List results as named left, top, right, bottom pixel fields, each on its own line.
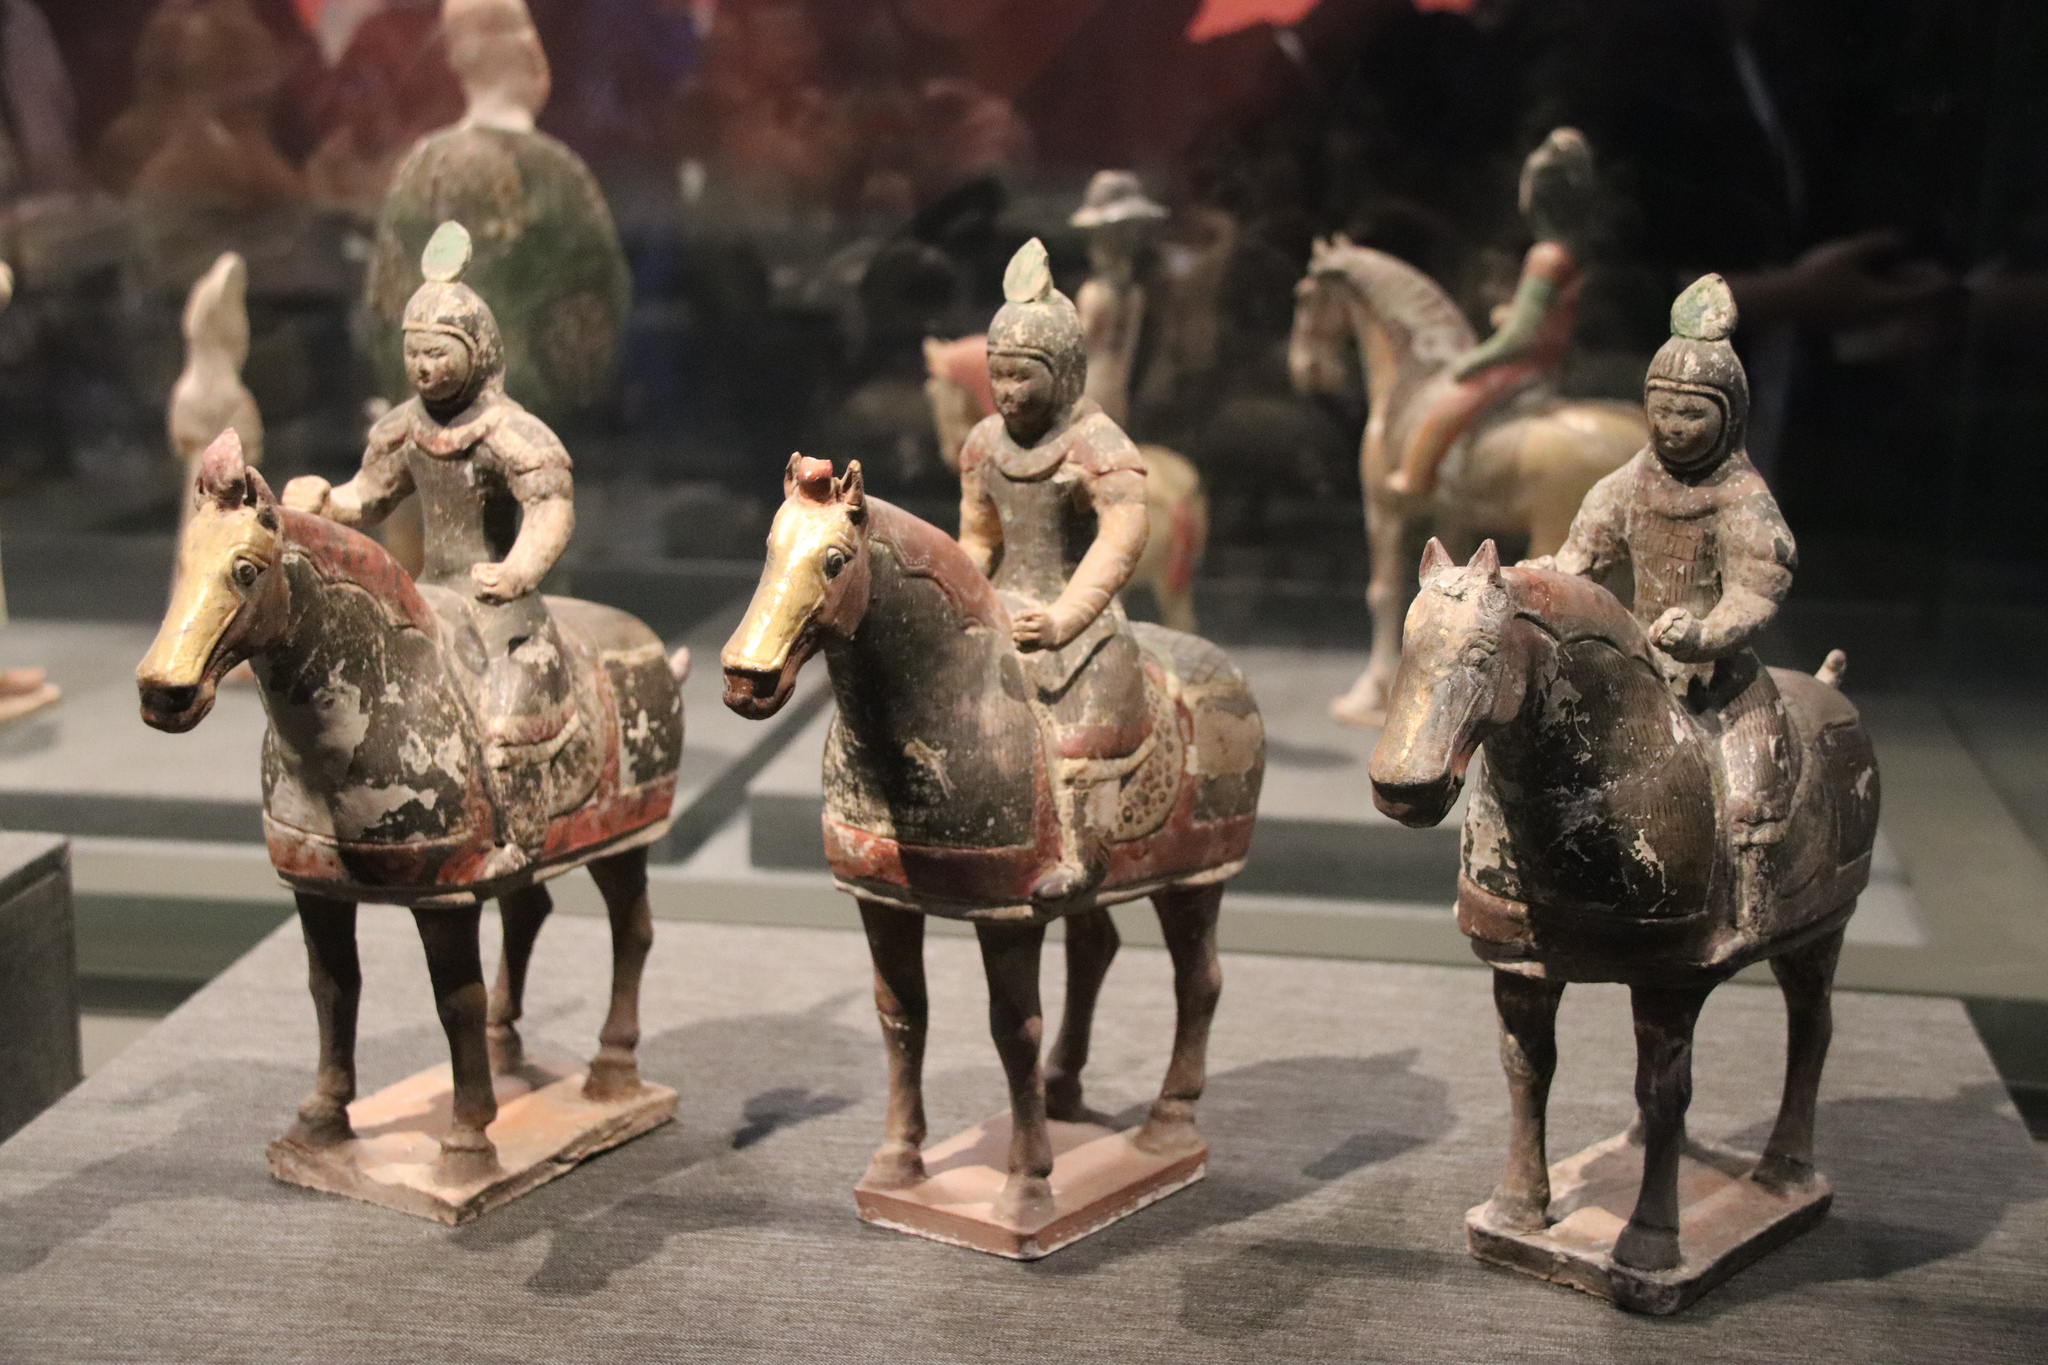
left=1370, top=272, right=1879, bottom=1311
left=723, top=238, right=1264, bottom=1254
left=137, top=221, right=686, bottom=1219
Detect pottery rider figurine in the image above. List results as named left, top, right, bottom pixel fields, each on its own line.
left=1388, top=127, right=1597, bottom=497
left=1537, top=272, right=1797, bottom=933
left=284, top=221, right=576, bottom=860
left=1070, top=169, right=1169, bottom=430
left=958, top=238, right=1150, bottom=901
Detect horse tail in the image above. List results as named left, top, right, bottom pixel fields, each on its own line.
left=669, top=645, right=692, bottom=683
left=1816, top=649, right=1847, bottom=689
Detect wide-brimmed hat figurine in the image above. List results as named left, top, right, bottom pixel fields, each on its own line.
left=1069, top=170, right=1168, bottom=229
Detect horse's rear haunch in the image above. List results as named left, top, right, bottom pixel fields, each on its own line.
left=137, top=428, right=688, bottom=1184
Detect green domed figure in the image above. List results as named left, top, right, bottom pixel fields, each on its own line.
left=364, top=0, right=629, bottom=425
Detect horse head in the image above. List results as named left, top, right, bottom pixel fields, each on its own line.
left=137, top=428, right=288, bottom=731
left=1367, top=538, right=1530, bottom=826
left=1288, top=236, right=1359, bottom=397
left=722, top=453, right=872, bottom=719
left=1290, top=239, right=1475, bottom=405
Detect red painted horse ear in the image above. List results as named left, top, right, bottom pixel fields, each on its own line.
left=1419, top=537, right=1455, bottom=585
left=839, top=460, right=866, bottom=524
left=787, top=453, right=836, bottom=503
left=1469, top=539, right=1502, bottom=582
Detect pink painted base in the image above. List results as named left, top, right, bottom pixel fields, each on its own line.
left=854, top=1112, right=1207, bottom=1259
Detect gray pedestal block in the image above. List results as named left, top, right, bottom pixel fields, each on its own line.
left=0, top=832, right=79, bottom=1141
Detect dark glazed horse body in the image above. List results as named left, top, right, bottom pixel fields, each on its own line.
left=722, top=455, right=1264, bottom=1225
left=1369, top=539, right=1878, bottom=1278
left=136, top=431, right=685, bottom=1182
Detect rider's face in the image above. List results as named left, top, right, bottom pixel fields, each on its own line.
left=990, top=352, right=1058, bottom=442
left=1646, top=387, right=1726, bottom=471
left=405, top=333, right=473, bottom=404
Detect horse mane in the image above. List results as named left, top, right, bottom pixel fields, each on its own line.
left=866, top=498, right=1009, bottom=634
left=279, top=507, right=440, bottom=637
left=1504, top=565, right=1655, bottom=667
left=1309, top=243, right=1475, bottom=365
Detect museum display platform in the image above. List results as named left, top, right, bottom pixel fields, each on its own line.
left=0, top=914, right=2040, bottom=1362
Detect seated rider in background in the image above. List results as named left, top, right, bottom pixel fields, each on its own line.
left=1388, top=127, right=1598, bottom=497
left=1538, top=273, right=1798, bottom=934
left=283, top=222, right=576, bottom=861
left=958, top=239, right=1151, bottom=901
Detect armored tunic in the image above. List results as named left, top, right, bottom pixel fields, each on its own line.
left=1555, top=446, right=1798, bottom=829
left=960, top=401, right=1150, bottom=761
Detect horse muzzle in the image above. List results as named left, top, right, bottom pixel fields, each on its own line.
left=1369, top=771, right=1462, bottom=828
left=137, top=677, right=218, bottom=733
left=721, top=658, right=799, bottom=720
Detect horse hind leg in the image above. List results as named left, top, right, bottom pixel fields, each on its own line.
left=1484, top=970, right=1566, bottom=1232
left=1137, top=882, right=1223, bottom=1157
left=1754, top=923, right=1846, bottom=1192
left=286, top=893, right=361, bottom=1149
left=411, top=905, right=500, bottom=1182
left=1044, top=907, right=1120, bottom=1122
left=975, top=919, right=1055, bottom=1224
left=486, top=884, right=554, bottom=1075
left=858, top=898, right=929, bottom=1189
left=584, top=848, right=655, bottom=1102
left=1613, top=982, right=1716, bottom=1272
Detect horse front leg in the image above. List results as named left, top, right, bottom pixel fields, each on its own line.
left=1137, top=882, right=1223, bottom=1156
left=411, top=905, right=500, bottom=1182
left=858, top=898, right=929, bottom=1188
left=585, top=848, right=655, bottom=1101
left=1484, top=969, right=1565, bottom=1232
left=286, top=893, right=360, bottom=1149
left=1754, top=924, right=1845, bottom=1191
left=1614, top=982, right=1715, bottom=1272
left=487, top=884, right=554, bottom=1075
left=975, top=919, right=1054, bottom=1224
left=1333, top=495, right=1411, bottom=729
left=1044, top=908, right=1119, bottom=1122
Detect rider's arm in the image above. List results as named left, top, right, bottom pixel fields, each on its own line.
left=957, top=419, right=1003, bottom=577
left=1548, top=459, right=1631, bottom=578
left=285, top=404, right=414, bottom=526
left=1683, top=488, right=1796, bottom=660
left=476, top=411, right=574, bottom=604
left=1040, top=460, right=1148, bottom=645
left=1451, top=240, right=1575, bottom=380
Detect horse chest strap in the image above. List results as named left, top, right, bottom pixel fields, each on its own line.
left=1457, top=875, right=1533, bottom=949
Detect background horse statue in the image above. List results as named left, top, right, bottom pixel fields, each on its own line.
left=136, top=430, right=686, bottom=1187
left=722, top=454, right=1263, bottom=1227
left=925, top=333, right=1208, bottom=633
left=1368, top=540, right=1879, bottom=1296
left=1290, top=238, right=1645, bottom=728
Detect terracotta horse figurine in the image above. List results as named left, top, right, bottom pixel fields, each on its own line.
left=1368, top=540, right=1879, bottom=1288
left=925, top=333, right=1208, bottom=633
left=1290, top=239, right=1645, bottom=728
left=722, top=454, right=1263, bottom=1225
left=136, top=430, right=685, bottom=1185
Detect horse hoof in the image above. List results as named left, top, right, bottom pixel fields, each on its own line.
left=286, top=1094, right=355, bottom=1149
left=993, top=1174, right=1055, bottom=1226
left=582, top=1060, right=643, bottom=1103
left=1751, top=1153, right=1817, bottom=1194
left=1133, top=1102, right=1204, bottom=1157
left=1612, top=1220, right=1682, bottom=1272
left=434, top=1128, right=500, bottom=1184
left=486, top=1024, right=524, bottom=1076
left=1480, top=1195, right=1550, bottom=1234
left=1044, top=1074, right=1086, bottom=1123
left=862, top=1140, right=927, bottom=1190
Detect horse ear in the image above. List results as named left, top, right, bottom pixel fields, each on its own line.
left=195, top=428, right=247, bottom=509
left=246, top=466, right=275, bottom=506
left=1419, top=537, right=1454, bottom=585
left=1333, top=231, right=1354, bottom=249
left=839, top=460, right=866, bottom=524
left=1469, top=539, right=1502, bottom=582
left=782, top=452, right=805, bottom=500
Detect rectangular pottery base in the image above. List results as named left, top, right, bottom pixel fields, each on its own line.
left=1466, top=1129, right=1832, bottom=1315
left=267, top=1051, right=676, bottom=1225
left=854, top=1113, right=1207, bottom=1260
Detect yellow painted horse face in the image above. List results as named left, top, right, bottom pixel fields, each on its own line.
left=722, top=455, right=870, bottom=720
left=138, top=435, right=285, bottom=731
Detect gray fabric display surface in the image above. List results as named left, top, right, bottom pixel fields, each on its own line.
left=1, top=912, right=2042, bottom=1363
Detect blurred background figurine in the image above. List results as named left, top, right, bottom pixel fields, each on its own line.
left=0, top=261, right=58, bottom=723
left=167, top=250, right=262, bottom=529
